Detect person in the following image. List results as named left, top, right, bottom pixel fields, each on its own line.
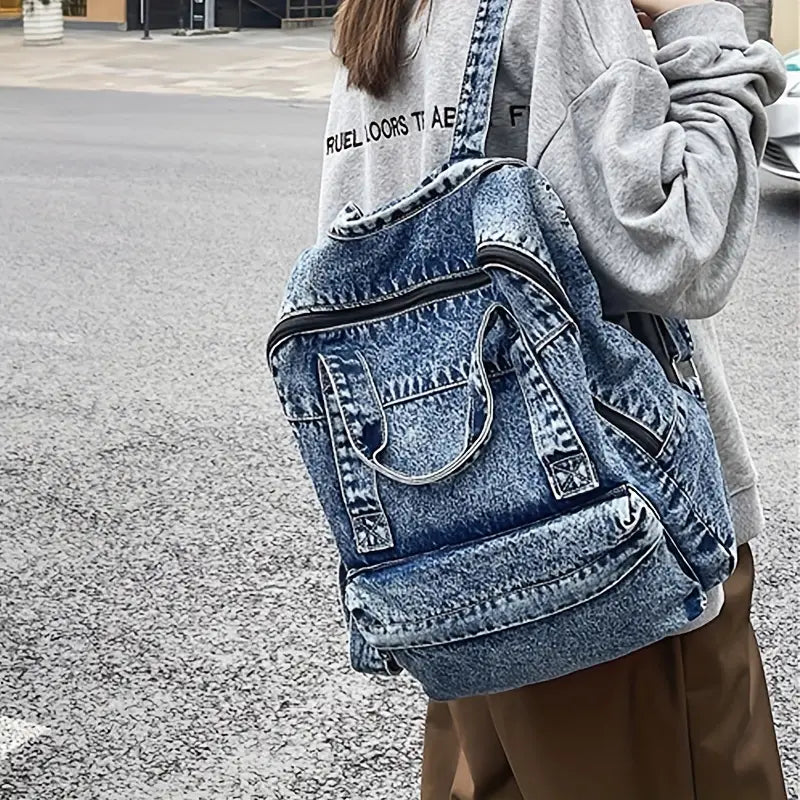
left=317, top=0, right=788, bottom=797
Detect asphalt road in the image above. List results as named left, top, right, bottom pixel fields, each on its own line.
left=0, top=88, right=798, bottom=800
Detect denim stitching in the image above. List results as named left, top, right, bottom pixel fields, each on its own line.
left=280, top=262, right=481, bottom=316
left=319, top=355, right=394, bottom=553
left=329, top=159, right=524, bottom=240
left=286, top=367, right=519, bottom=423
left=358, top=532, right=663, bottom=643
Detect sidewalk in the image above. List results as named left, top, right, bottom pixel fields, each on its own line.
left=0, top=28, right=336, bottom=100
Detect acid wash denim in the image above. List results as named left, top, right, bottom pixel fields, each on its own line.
left=267, top=0, right=736, bottom=701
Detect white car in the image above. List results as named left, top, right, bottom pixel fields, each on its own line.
left=763, top=51, right=800, bottom=181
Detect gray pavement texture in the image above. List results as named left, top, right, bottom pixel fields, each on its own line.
left=0, top=87, right=798, bottom=800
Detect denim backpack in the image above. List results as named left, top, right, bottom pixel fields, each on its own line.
left=267, top=0, right=737, bottom=700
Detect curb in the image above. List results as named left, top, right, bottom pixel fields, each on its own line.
left=172, top=26, right=232, bottom=37
left=281, top=18, right=333, bottom=30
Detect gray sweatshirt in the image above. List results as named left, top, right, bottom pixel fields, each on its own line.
left=317, top=0, right=786, bottom=620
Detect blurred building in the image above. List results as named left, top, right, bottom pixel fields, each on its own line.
left=0, top=1, right=795, bottom=54
left=772, top=0, right=798, bottom=54
left=0, top=0, right=338, bottom=30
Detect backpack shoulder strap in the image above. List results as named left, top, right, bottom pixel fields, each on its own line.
left=449, top=0, right=511, bottom=161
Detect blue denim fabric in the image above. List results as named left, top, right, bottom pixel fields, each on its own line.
left=267, top=0, right=736, bottom=700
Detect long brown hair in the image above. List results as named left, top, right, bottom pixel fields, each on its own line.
left=333, top=0, right=425, bottom=99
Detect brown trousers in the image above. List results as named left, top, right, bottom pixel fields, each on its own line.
left=421, top=545, right=787, bottom=800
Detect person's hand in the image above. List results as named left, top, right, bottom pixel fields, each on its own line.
left=632, top=0, right=712, bottom=28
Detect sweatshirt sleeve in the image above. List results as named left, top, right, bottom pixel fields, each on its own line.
left=538, top=2, right=786, bottom=319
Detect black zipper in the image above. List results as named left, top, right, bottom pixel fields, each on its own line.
left=592, top=397, right=663, bottom=458
left=476, top=243, right=574, bottom=322
left=267, top=270, right=492, bottom=359
left=268, top=245, right=574, bottom=359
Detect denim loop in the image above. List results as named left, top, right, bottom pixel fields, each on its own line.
left=317, top=304, right=502, bottom=487
left=319, top=355, right=394, bottom=555
left=509, top=333, right=599, bottom=500
left=318, top=303, right=597, bottom=501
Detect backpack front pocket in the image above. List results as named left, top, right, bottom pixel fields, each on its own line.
left=343, top=485, right=706, bottom=699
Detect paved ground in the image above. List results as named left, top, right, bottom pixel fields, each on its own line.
left=0, top=58, right=798, bottom=800
left=0, top=28, right=335, bottom=99
left=0, top=87, right=427, bottom=799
